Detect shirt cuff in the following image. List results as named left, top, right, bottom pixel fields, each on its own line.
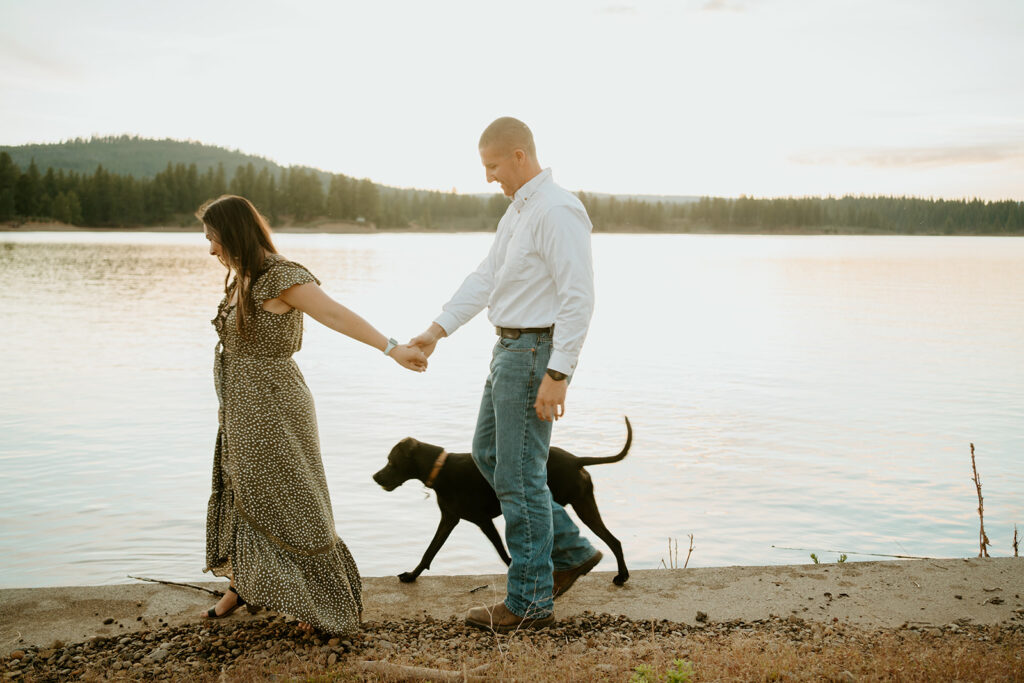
left=547, top=350, right=577, bottom=377
left=433, top=313, right=460, bottom=338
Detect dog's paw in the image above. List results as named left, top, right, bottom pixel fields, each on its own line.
left=398, top=572, right=418, bottom=583
left=613, top=573, right=629, bottom=586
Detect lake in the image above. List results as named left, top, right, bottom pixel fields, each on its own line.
left=1, top=231, right=1022, bottom=588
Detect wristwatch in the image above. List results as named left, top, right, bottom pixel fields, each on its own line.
left=546, top=369, right=568, bottom=381
left=383, top=337, right=399, bottom=356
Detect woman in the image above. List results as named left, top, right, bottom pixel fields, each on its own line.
left=198, top=194, right=426, bottom=634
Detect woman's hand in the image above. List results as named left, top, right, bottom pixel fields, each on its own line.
left=389, top=344, right=428, bottom=372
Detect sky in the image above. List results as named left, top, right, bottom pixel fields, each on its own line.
left=1, top=0, right=1022, bottom=200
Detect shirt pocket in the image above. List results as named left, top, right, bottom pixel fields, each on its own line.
left=500, top=232, right=534, bottom=282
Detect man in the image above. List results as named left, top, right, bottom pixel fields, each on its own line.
left=409, top=117, right=601, bottom=633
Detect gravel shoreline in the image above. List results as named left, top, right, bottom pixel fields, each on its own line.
left=4, top=610, right=1023, bottom=681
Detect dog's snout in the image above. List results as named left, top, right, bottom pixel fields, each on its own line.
left=373, top=466, right=398, bottom=490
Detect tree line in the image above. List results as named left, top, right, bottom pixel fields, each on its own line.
left=577, top=193, right=1023, bottom=235
left=1, top=152, right=1020, bottom=234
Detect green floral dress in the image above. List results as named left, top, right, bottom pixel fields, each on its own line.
left=205, top=254, right=362, bottom=634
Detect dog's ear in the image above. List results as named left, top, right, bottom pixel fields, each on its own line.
left=397, top=437, right=420, bottom=454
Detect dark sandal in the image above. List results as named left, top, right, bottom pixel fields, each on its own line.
left=205, top=585, right=247, bottom=619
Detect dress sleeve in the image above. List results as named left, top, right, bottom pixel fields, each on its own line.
left=252, top=261, right=321, bottom=304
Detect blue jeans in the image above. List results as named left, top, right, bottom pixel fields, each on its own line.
left=472, top=331, right=596, bottom=618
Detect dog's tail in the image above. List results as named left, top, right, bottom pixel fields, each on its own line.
left=575, top=416, right=632, bottom=467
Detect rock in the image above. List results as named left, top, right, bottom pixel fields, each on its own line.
left=695, top=611, right=708, bottom=623
left=327, top=653, right=338, bottom=666
left=102, top=618, right=114, bottom=625
left=838, top=671, right=856, bottom=682
left=145, top=645, right=170, bottom=663
left=787, top=615, right=804, bottom=625
left=7, top=653, right=23, bottom=661
left=327, top=637, right=340, bottom=647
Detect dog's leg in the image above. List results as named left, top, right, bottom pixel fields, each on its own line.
left=399, top=513, right=460, bottom=583
left=571, top=496, right=629, bottom=586
left=473, top=518, right=512, bottom=566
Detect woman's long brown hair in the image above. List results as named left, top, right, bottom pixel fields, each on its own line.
left=196, top=195, right=278, bottom=338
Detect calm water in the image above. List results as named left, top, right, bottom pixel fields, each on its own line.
left=1, top=232, right=1022, bottom=588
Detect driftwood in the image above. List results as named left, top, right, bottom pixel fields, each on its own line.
left=128, top=575, right=224, bottom=597
left=356, top=660, right=495, bottom=681
left=769, top=546, right=938, bottom=560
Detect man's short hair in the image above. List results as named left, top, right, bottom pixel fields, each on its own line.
left=479, top=117, right=536, bottom=158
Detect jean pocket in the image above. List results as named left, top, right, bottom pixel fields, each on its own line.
left=497, top=337, right=536, bottom=353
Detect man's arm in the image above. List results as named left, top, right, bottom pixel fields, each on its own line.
left=533, top=204, right=595, bottom=421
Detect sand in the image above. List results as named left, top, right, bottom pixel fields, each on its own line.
left=2, top=557, right=1021, bottom=654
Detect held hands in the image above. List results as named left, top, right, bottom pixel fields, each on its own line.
left=408, top=323, right=447, bottom=359
left=534, top=373, right=568, bottom=422
left=388, top=344, right=428, bottom=372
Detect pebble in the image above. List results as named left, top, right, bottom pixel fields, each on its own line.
left=1, top=610, right=1021, bottom=681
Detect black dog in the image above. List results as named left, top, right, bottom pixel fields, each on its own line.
left=372, top=417, right=632, bottom=587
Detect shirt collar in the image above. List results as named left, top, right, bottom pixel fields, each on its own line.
left=512, top=168, right=552, bottom=212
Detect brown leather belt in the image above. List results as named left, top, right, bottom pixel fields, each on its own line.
left=496, top=325, right=554, bottom=339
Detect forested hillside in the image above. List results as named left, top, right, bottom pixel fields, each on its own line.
left=0, top=136, right=285, bottom=179
left=0, top=137, right=1020, bottom=234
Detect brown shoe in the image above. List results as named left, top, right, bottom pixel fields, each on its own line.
left=465, top=601, right=554, bottom=633
left=552, top=550, right=603, bottom=599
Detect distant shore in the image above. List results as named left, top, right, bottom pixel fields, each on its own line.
left=3, top=220, right=1021, bottom=236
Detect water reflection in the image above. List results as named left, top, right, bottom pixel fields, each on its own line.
left=1, top=232, right=1022, bottom=587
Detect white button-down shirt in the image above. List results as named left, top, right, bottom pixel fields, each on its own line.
left=434, top=168, right=595, bottom=376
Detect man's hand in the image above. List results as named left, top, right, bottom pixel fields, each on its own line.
left=408, top=322, right=447, bottom=358
left=534, top=373, right=568, bottom=422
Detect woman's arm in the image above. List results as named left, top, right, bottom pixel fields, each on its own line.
left=277, top=282, right=427, bottom=371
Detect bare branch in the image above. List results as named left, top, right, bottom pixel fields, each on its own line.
left=128, top=575, right=223, bottom=597
left=970, top=443, right=991, bottom=558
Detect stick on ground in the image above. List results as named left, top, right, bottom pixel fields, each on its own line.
left=128, top=575, right=224, bottom=597
left=970, top=443, right=991, bottom=558
left=356, top=660, right=493, bottom=681
left=684, top=534, right=695, bottom=569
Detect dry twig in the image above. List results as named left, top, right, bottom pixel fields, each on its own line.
left=683, top=534, right=695, bottom=569
left=356, top=660, right=494, bottom=681
left=128, top=575, right=224, bottom=597
left=770, top=546, right=938, bottom=560
left=970, top=443, right=991, bottom=558
left=1014, top=525, right=1019, bottom=558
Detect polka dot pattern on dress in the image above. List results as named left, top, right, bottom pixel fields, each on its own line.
left=205, top=254, right=362, bottom=635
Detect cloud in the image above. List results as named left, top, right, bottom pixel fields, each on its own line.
left=791, top=143, right=1024, bottom=169
left=701, top=0, right=745, bottom=12
left=598, top=4, right=639, bottom=14
left=0, top=36, right=80, bottom=81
